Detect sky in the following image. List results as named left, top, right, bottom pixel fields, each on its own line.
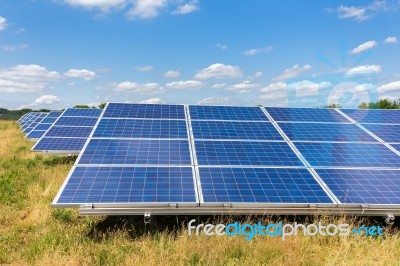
left=0, top=0, right=399, bottom=110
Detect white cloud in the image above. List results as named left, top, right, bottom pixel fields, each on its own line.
left=273, top=64, right=312, bottom=81
left=163, top=69, right=180, bottom=78
left=34, top=95, right=61, bottom=105
left=211, top=83, right=226, bottom=89
left=115, top=81, right=163, bottom=92
left=216, top=43, right=228, bottom=50
left=242, top=45, right=273, bottom=56
left=350, top=40, right=378, bottom=54
left=194, top=63, right=242, bottom=80
left=63, top=0, right=126, bottom=10
left=135, top=65, right=153, bottom=72
left=0, top=64, right=60, bottom=93
left=287, top=80, right=332, bottom=97
left=327, top=82, right=375, bottom=107
left=384, top=36, right=397, bottom=44
left=126, top=0, right=167, bottom=19
left=0, top=16, right=7, bottom=30
left=259, top=82, right=288, bottom=106
left=345, top=64, right=382, bottom=78
left=64, top=69, right=96, bottom=80
left=253, top=72, right=263, bottom=79
left=173, top=0, right=199, bottom=14
left=14, top=28, right=26, bottom=34
left=228, top=81, right=259, bottom=93
left=197, top=97, right=231, bottom=105
left=377, top=80, right=400, bottom=93
left=165, top=80, right=202, bottom=89
left=140, top=97, right=165, bottom=104
left=333, top=1, right=392, bottom=21
left=2, top=44, right=28, bottom=51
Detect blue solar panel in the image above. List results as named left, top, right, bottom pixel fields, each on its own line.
left=32, top=137, right=87, bottom=151
left=62, top=108, right=102, bottom=117
left=55, top=117, right=98, bottom=127
left=27, top=131, right=47, bottom=139
left=78, top=139, right=191, bottom=165
left=294, top=142, right=400, bottom=167
left=93, top=119, right=188, bottom=139
left=46, top=126, right=93, bottom=137
left=191, top=121, right=283, bottom=140
left=362, top=124, right=400, bottom=143
left=195, top=141, right=304, bottom=166
left=104, top=103, right=185, bottom=119
left=189, top=105, right=268, bottom=121
left=316, top=169, right=400, bottom=204
left=266, top=107, right=349, bottom=122
left=56, top=166, right=197, bottom=204
left=341, top=109, right=400, bottom=124
left=391, top=144, right=400, bottom=153
left=199, top=167, right=332, bottom=203
left=41, top=117, right=58, bottom=124
left=33, top=124, right=52, bottom=131
left=47, top=111, right=63, bottom=117
left=278, top=122, right=377, bottom=142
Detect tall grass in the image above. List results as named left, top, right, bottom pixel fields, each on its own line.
left=0, top=120, right=399, bottom=265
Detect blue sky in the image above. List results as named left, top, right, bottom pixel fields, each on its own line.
left=0, top=0, right=399, bottom=109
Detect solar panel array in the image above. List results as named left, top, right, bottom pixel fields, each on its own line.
left=26, top=111, right=63, bottom=139
left=16, top=105, right=400, bottom=215
left=18, top=112, right=48, bottom=134
left=31, top=108, right=103, bottom=154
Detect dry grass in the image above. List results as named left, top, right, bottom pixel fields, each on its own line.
left=0, top=120, right=400, bottom=265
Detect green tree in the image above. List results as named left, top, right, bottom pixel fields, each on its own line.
left=98, top=103, right=107, bottom=109
left=73, top=104, right=90, bottom=108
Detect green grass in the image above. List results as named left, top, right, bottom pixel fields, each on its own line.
left=1, top=120, right=400, bottom=265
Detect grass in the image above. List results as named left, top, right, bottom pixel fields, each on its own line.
left=1, top=120, right=400, bottom=265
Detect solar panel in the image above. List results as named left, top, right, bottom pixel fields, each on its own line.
left=199, top=167, right=333, bottom=203
left=62, top=108, right=103, bottom=117
left=266, top=107, right=349, bottom=122
left=341, top=109, right=400, bottom=124
left=55, top=117, right=99, bottom=127
left=41, top=117, right=58, bottom=124
left=55, top=166, right=197, bottom=205
left=27, top=111, right=63, bottom=140
left=93, top=119, right=188, bottom=139
left=392, top=144, right=400, bottom=153
left=32, top=124, right=52, bottom=131
left=278, top=122, right=377, bottom=142
left=316, top=169, right=400, bottom=204
left=294, top=142, right=400, bottom=168
left=47, top=111, right=63, bottom=117
left=32, top=138, right=87, bottom=152
left=195, top=141, right=305, bottom=166
left=191, top=121, right=283, bottom=140
left=189, top=105, right=268, bottom=121
left=46, top=126, right=93, bottom=138
left=27, top=131, right=47, bottom=139
left=362, top=124, right=400, bottom=143
left=103, top=103, right=185, bottom=119
left=78, top=139, right=192, bottom=165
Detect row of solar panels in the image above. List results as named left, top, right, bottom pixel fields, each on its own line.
left=16, top=104, right=400, bottom=216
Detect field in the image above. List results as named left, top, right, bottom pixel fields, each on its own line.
left=1, top=119, right=400, bottom=265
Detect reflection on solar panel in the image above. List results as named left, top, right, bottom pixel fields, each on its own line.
left=189, top=105, right=268, bottom=121
left=295, top=142, right=400, bottom=168
left=316, top=169, right=400, bottom=204
left=266, top=107, right=349, bottom=122
left=104, top=103, right=185, bottom=119
left=278, top=122, right=377, bottom=142
left=362, top=124, right=400, bottom=143
left=93, top=119, right=188, bottom=139
left=341, top=109, right=400, bottom=124
left=191, top=121, right=283, bottom=140
left=200, top=168, right=332, bottom=203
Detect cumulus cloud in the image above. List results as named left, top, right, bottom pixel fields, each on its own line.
left=211, top=83, right=226, bottom=89
left=327, top=82, right=375, bottom=106
left=0, top=64, right=60, bottom=93
left=126, top=0, right=167, bottom=19
left=259, top=82, right=288, bottom=106
left=173, top=0, right=199, bottom=14
left=115, top=81, right=163, bottom=92
left=64, top=69, right=96, bottom=80
left=63, top=0, right=126, bottom=10
left=0, top=16, right=7, bottom=30
left=228, top=81, right=259, bottom=93
left=135, top=65, right=153, bottom=72
left=377, top=80, right=400, bottom=93
left=253, top=72, right=263, bottom=79
left=384, top=36, right=397, bottom=44
left=350, top=40, right=378, bottom=54
left=34, top=95, right=61, bottom=105
left=331, top=1, right=393, bottom=21
left=2, top=44, right=28, bottom=51
left=194, top=63, right=242, bottom=80
left=273, top=64, right=312, bottom=81
left=242, top=45, right=273, bottom=56
left=197, top=97, right=231, bottom=105
left=216, top=43, right=228, bottom=50
left=287, top=80, right=332, bottom=97
left=344, top=64, right=382, bottom=78
left=140, top=97, right=165, bottom=104
left=163, top=69, right=180, bottom=78
left=165, top=80, right=202, bottom=89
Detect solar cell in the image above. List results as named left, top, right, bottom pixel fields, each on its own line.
left=27, top=131, right=47, bottom=139
left=32, top=124, right=52, bottom=131
left=191, top=121, right=283, bottom=140
left=103, top=103, right=185, bottom=119
left=32, top=137, right=87, bottom=152
left=278, top=122, right=377, bottom=142
left=47, top=111, right=63, bottom=117
left=93, top=119, right=188, bottom=139
left=46, top=126, right=93, bottom=138
left=62, top=108, right=103, bottom=117
left=316, top=169, right=400, bottom=204
left=78, top=139, right=192, bottom=165
left=391, top=144, right=400, bottom=153
left=41, top=117, right=58, bottom=124
left=341, top=109, right=400, bottom=124
left=199, top=167, right=333, bottom=203
left=189, top=105, right=268, bottom=121
left=362, top=124, right=400, bottom=143
left=195, top=141, right=304, bottom=166
left=266, top=107, right=349, bottom=122
left=55, top=166, right=197, bottom=204
left=55, top=117, right=98, bottom=127
left=294, top=142, right=400, bottom=168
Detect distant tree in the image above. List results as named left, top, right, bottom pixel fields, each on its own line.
left=358, top=99, right=400, bottom=109
left=38, top=109, right=51, bottom=112
left=98, top=103, right=107, bottom=109
left=73, top=105, right=90, bottom=108
left=323, top=103, right=342, bottom=108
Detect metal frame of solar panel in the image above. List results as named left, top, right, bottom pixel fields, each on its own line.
left=31, top=108, right=103, bottom=155
left=26, top=111, right=63, bottom=140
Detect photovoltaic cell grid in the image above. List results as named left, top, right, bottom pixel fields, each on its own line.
left=341, top=109, right=400, bottom=124
left=362, top=124, right=400, bottom=143
left=27, top=111, right=62, bottom=139
left=104, top=103, right=186, bottom=119
left=189, top=105, right=268, bottom=121
left=23, top=113, right=48, bottom=134
left=266, top=107, right=349, bottom=122
left=21, top=113, right=46, bottom=131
